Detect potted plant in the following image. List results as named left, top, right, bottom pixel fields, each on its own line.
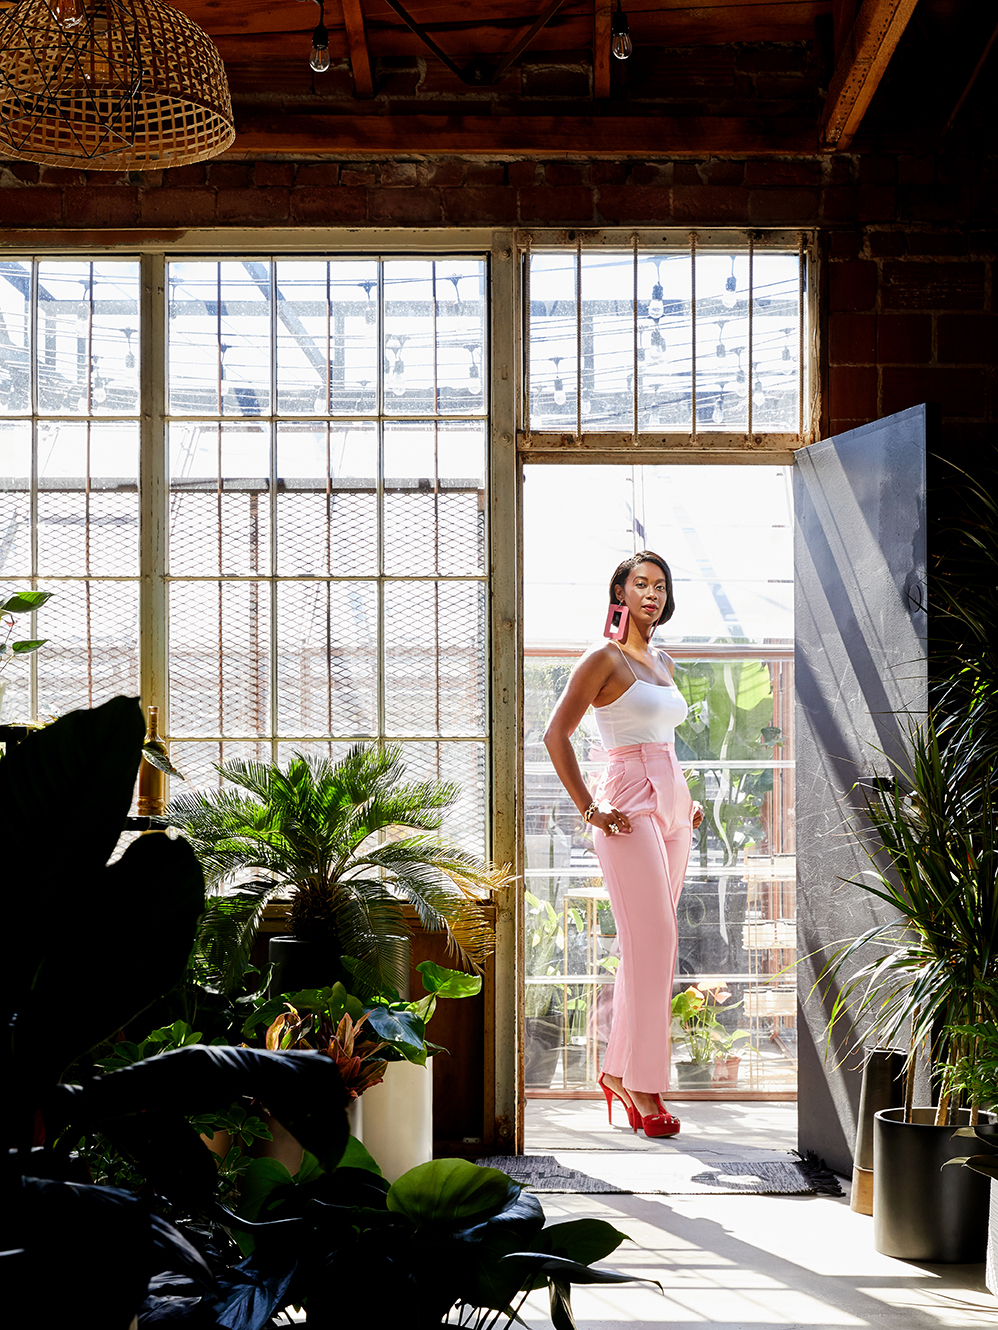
left=168, top=743, right=507, bottom=1001
left=821, top=458, right=998, bottom=1262
left=671, top=981, right=743, bottom=1088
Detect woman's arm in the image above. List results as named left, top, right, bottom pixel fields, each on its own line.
left=543, top=649, right=632, bottom=835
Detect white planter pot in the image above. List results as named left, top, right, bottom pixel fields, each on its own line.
left=360, top=1058, right=433, bottom=1184
left=988, top=1177, right=998, bottom=1297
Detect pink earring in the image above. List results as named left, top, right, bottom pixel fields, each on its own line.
left=603, top=603, right=629, bottom=641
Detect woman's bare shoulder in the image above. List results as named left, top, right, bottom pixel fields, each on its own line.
left=654, top=645, right=677, bottom=680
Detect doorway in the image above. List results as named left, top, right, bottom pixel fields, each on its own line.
left=521, top=462, right=796, bottom=1114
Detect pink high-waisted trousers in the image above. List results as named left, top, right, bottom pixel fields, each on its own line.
left=593, top=741, right=694, bottom=1093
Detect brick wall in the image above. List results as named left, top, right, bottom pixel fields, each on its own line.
left=1, top=148, right=995, bottom=448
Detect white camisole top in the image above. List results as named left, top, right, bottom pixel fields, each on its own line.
left=592, top=643, right=688, bottom=749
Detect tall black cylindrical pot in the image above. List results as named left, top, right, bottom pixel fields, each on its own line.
left=873, top=1107, right=997, bottom=1262
left=268, top=936, right=351, bottom=997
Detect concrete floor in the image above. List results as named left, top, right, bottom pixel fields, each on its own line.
left=518, top=1099, right=998, bottom=1329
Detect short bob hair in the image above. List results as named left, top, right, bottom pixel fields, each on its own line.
left=608, top=551, right=675, bottom=628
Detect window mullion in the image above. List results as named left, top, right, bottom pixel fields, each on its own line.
left=140, top=252, right=168, bottom=737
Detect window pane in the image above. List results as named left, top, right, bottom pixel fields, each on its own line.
left=168, top=422, right=271, bottom=577
left=275, top=260, right=379, bottom=416
left=276, top=580, right=377, bottom=738
left=384, top=580, right=486, bottom=736
left=383, top=260, right=486, bottom=416
left=36, top=578, right=139, bottom=716
left=0, top=422, right=32, bottom=577
left=275, top=420, right=377, bottom=576
left=169, top=581, right=271, bottom=737
left=37, top=421, right=139, bottom=578
left=168, top=740, right=274, bottom=793
left=398, top=740, right=487, bottom=857
left=383, top=421, right=486, bottom=576
left=36, top=260, right=140, bottom=416
left=0, top=260, right=31, bottom=414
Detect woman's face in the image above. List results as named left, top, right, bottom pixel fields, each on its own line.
left=616, top=561, right=669, bottom=628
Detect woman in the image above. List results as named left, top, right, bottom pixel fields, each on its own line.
left=543, top=551, right=703, bottom=1138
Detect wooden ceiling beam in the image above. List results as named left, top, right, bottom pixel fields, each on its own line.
left=819, top=0, right=918, bottom=151
left=341, top=0, right=375, bottom=97
left=594, top=0, right=611, bottom=98
left=229, top=112, right=816, bottom=156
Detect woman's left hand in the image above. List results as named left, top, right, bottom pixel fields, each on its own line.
left=692, top=802, right=704, bottom=830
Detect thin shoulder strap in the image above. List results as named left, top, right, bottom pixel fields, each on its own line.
left=612, top=641, right=639, bottom=682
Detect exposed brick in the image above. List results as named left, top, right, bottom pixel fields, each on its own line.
left=880, top=261, right=986, bottom=311
left=743, top=160, right=820, bottom=187
left=904, top=232, right=967, bottom=256
left=39, top=166, right=86, bottom=186
left=426, top=162, right=464, bottom=187
left=898, top=155, right=935, bottom=185
left=507, top=162, right=539, bottom=187
left=543, top=163, right=585, bottom=187
left=62, top=186, right=139, bottom=226
left=702, top=160, right=744, bottom=185
left=822, top=185, right=896, bottom=223
left=207, top=163, right=254, bottom=187
left=216, top=187, right=290, bottom=223
left=138, top=187, right=216, bottom=226
left=295, top=163, right=341, bottom=187
left=381, top=162, right=418, bottom=187
left=737, top=45, right=811, bottom=73
left=591, top=161, right=627, bottom=186
left=130, top=170, right=163, bottom=187
left=340, top=167, right=378, bottom=187
left=828, top=313, right=876, bottom=365
left=859, top=155, right=897, bottom=186
left=749, top=188, right=818, bottom=222
left=378, top=69, right=420, bottom=96
left=828, top=230, right=863, bottom=259
left=824, top=156, right=853, bottom=187
left=0, top=189, right=63, bottom=224
left=289, top=186, right=367, bottom=225
left=754, top=75, right=812, bottom=99
left=518, top=185, right=594, bottom=224
left=466, top=163, right=505, bottom=186
left=254, top=163, right=295, bottom=188
left=0, top=161, right=40, bottom=185
left=163, top=164, right=208, bottom=187
left=828, top=366, right=877, bottom=421
left=829, top=260, right=877, bottom=312
left=595, top=185, right=670, bottom=224
left=368, top=186, right=441, bottom=224
left=878, top=314, right=932, bottom=364
left=672, top=185, right=748, bottom=223
left=898, top=185, right=974, bottom=222
left=441, top=186, right=517, bottom=226
left=867, top=231, right=906, bottom=257
left=937, top=314, right=998, bottom=364
left=671, top=163, right=703, bottom=186
left=882, top=367, right=986, bottom=417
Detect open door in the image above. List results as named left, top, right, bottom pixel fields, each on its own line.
left=794, top=404, right=931, bottom=1175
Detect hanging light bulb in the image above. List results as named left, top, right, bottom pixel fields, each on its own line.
left=648, top=283, right=664, bottom=321
left=52, top=0, right=83, bottom=29
left=721, top=258, right=738, bottom=309
left=715, top=320, right=727, bottom=358
left=734, top=369, right=748, bottom=398
left=611, top=0, right=632, bottom=60
left=310, top=4, right=330, bottom=72
left=712, top=392, right=725, bottom=425
left=553, top=377, right=567, bottom=407
left=753, top=378, right=766, bottom=407
left=122, top=326, right=135, bottom=370
left=391, top=358, right=406, bottom=396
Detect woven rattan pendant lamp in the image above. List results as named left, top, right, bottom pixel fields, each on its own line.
left=0, top=0, right=235, bottom=169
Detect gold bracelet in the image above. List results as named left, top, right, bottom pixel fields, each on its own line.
left=582, top=800, right=599, bottom=823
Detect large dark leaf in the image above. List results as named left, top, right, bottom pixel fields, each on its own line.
left=12, top=832, right=205, bottom=1087
left=52, top=1046, right=351, bottom=1173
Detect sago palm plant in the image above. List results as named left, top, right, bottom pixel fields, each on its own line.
left=169, top=743, right=504, bottom=999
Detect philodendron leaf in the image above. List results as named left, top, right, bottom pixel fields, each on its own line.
left=945, top=1154, right=998, bottom=1180
left=387, top=1158, right=519, bottom=1224
left=536, top=1218, right=627, bottom=1265
left=501, top=1251, right=656, bottom=1287
left=142, top=743, right=184, bottom=778
left=11, top=639, right=47, bottom=653
left=0, top=591, right=53, bottom=614
left=415, top=960, right=483, bottom=999
left=365, top=1005, right=426, bottom=1056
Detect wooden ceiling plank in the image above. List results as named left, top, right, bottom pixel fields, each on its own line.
left=230, top=112, right=816, bottom=155
left=341, top=0, right=376, bottom=97
left=819, top=0, right=918, bottom=151
left=594, top=0, right=611, bottom=98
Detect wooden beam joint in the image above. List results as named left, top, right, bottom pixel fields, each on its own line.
left=340, top=0, right=374, bottom=99
left=819, top=0, right=918, bottom=152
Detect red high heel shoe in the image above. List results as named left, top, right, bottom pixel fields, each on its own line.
left=597, top=1072, right=638, bottom=1133
left=647, top=1093, right=681, bottom=1137
left=640, top=1110, right=681, bottom=1139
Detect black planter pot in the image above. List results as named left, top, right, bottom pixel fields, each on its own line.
left=267, top=936, right=352, bottom=997
left=873, top=1107, right=998, bottom=1263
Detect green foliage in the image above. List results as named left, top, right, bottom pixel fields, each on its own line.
left=0, top=588, right=53, bottom=676
left=671, top=981, right=748, bottom=1064
left=168, top=743, right=504, bottom=1000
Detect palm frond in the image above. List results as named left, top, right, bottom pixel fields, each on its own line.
left=193, top=879, right=281, bottom=994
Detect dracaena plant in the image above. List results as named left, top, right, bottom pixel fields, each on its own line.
left=168, top=743, right=506, bottom=1000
